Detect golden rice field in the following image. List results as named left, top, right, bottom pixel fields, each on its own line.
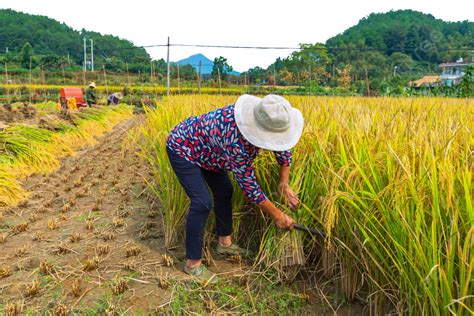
left=0, top=104, right=133, bottom=206
left=0, top=83, right=247, bottom=97
left=142, top=95, right=473, bottom=315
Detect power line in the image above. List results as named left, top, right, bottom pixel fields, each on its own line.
left=171, top=44, right=300, bottom=50
left=1, top=42, right=472, bottom=54
left=327, top=46, right=474, bottom=52
left=172, top=44, right=473, bottom=52
left=82, top=43, right=300, bottom=53
left=95, top=43, right=474, bottom=53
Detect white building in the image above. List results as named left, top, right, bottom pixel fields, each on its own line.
left=439, top=57, right=473, bottom=86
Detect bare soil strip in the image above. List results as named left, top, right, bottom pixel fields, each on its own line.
left=0, top=117, right=187, bottom=313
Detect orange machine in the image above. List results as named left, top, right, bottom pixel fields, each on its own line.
left=59, top=88, right=88, bottom=110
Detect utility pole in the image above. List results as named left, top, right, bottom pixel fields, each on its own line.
left=90, top=39, right=94, bottom=71
left=61, top=64, right=65, bottom=83
left=365, top=67, right=370, bottom=96
left=29, top=56, right=32, bottom=83
left=217, top=67, right=222, bottom=94
left=82, top=62, right=86, bottom=85
left=5, top=62, right=9, bottom=99
left=4, top=62, right=8, bottom=83
left=126, top=61, right=132, bottom=101
left=29, top=56, right=32, bottom=102
left=273, top=65, right=276, bottom=87
left=83, top=38, right=87, bottom=71
left=198, top=60, right=202, bottom=94
left=166, top=36, right=170, bottom=96
left=309, top=66, right=312, bottom=87
left=177, top=63, right=180, bottom=93
left=103, top=65, right=108, bottom=97
left=150, top=60, right=153, bottom=83
left=126, top=62, right=130, bottom=86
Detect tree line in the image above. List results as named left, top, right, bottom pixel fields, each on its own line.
left=243, top=10, right=473, bottom=95
left=1, top=9, right=472, bottom=95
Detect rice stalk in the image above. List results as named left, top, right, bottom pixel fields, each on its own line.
left=141, top=95, right=474, bottom=314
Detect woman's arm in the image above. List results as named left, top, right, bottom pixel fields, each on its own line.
left=273, top=150, right=299, bottom=209
left=225, top=151, right=295, bottom=230
left=229, top=163, right=295, bottom=230
left=258, top=199, right=295, bottom=230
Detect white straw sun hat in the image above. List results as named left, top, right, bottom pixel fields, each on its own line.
left=234, top=94, right=304, bottom=151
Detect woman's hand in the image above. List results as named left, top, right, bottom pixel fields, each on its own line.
left=258, top=200, right=295, bottom=230
left=277, top=182, right=300, bottom=209
left=274, top=211, right=295, bottom=230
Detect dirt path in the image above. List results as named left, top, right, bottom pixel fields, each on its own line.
left=0, top=116, right=198, bottom=313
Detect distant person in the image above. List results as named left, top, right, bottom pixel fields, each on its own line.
left=107, top=92, right=123, bottom=105
left=85, top=82, right=98, bottom=107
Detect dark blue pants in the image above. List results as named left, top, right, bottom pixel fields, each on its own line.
left=167, top=147, right=233, bottom=260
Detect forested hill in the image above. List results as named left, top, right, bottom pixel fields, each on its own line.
left=246, top=10, right=472, bottom=88
left=326, top=10, right=473, bottom=66
left=0, top=9, right=150, bottom=71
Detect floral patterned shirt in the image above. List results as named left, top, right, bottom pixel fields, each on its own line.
left=166, top=105, right=292, bottom=204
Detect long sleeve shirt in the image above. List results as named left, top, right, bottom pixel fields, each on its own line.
left=107, top=93, right=120, bottom=105
left=166, top=105, right=292, bottom=204
left=85, top=88, right=97, bottom=104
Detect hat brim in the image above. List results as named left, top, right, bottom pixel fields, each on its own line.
left=234, top=94, right=304, bottom=151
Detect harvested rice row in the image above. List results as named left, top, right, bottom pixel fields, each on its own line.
left=0, top=105, right=133, bottom=206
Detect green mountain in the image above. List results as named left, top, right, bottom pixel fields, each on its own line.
left=326, top=10, right=473, bottom=70
left=176, top=54, right=240, bottom=75
left=259, top=10, right=472, bottom=92
left=0, top=9, right=150, bottom=71
left=177, top=54, right=214, bottom=75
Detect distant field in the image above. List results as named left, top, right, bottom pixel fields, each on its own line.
left=0, top=83, right=354, bottom=105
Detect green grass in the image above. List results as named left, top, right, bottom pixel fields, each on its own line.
left=167, top=279, right=306, bottom=315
